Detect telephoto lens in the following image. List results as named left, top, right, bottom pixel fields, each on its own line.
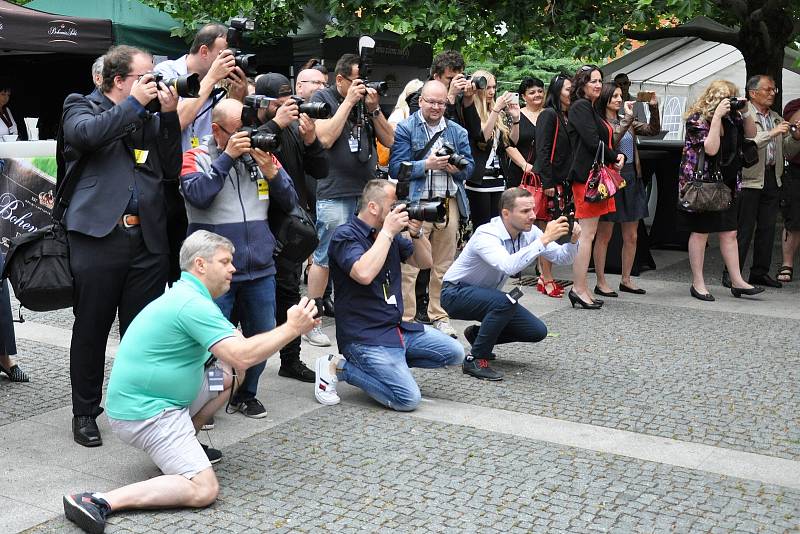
left=250, top=130, right=281, bottom=152
left=366, top=81, right=389, bottom=96
left=290, top=96, right=331, bottom=119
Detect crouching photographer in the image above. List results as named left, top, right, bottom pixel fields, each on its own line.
left=63, top=231, right=319, bottom=534
left=441, top=188, right=581, bottom=380
left=313, top=180, right=464, bottom=410
left=389, top=80, right=474, bottom=339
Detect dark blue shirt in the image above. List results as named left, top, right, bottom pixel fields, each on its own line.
left=329, top=216, right=423, bottom=350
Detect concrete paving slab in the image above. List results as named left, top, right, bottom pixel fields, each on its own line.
left=0, top=496, right=57, bottom=534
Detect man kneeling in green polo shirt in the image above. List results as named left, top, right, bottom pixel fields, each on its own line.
left=62, top=230, right=318, bottom=534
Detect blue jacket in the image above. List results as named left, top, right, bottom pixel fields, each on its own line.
left=180, top=136, right=298, bottom=281
left=389, top=111, right=473, bottom=222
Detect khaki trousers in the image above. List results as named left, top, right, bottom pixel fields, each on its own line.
left=401, top=199, right=460, bottom=322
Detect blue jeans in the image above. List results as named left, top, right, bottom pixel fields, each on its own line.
left=340, top=326, right=464, bottom=411
left=215, top=275, right=276, bottom=401
left=312, top=197, right=359, bottom=267
left=441, top=282, right=547, bottom=357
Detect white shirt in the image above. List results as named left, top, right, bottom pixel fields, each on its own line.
left=154, top=55, right=214, bottom=152
left=0, top=106, right=18, bottom=138
left=444, top=216, right=578, bottom=289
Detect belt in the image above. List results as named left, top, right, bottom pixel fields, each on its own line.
left=118, top=214, right=140, bottom=227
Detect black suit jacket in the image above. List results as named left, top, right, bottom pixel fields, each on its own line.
left=566, top=98, right=623, bottom=184
left=534, top=108, right=572, bottom=189
left=61, top=90, right=182, bottom=254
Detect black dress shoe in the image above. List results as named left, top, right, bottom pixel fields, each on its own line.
left=73, top=416, right=102, bottom=447
left=619, top=283, right=646, bottom=295
left=690, top=286, right=715, bottom=302
left=731, top=285, right=765, bottom=298
left=721, top=271, right=732, bottom=289
left=568, top=289, right=602, bottom=309
left=278, top=359, right=315, bottom=382
left=322, top=297, right=335, bottom=317
left=748, top=274, right=782, bottom=288
left=593, top=286, right=618, bottom=298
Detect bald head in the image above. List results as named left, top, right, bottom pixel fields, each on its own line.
left=296, top=68, right=328, bottom=99
left=211, top=99, right=244, bottom=149
left=419, top=80, right=448, bottom=125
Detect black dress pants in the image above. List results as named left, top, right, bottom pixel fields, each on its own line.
left=68, top=226, right=168, bottom=417
left=737, top=167, right=780, bottom=278
left=274, top=255, right=302, bottom=364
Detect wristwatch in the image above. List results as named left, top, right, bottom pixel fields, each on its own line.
left=370, top=108, right=381, bottom=119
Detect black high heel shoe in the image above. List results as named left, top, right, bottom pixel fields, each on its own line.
left=731, top=285, right=764, bottom=298
left=568, top=290, right=602, bottom=309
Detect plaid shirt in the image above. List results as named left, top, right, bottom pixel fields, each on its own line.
left=422, top=115, right=457, bottom=198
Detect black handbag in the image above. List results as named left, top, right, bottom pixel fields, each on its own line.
left=0, top=109, right=92, bottom=311
left=677, top=147, right=732, bottom=213
left=272, top=204, right=319, bottom=264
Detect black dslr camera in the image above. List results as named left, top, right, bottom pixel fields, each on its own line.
left=144, top=72, right=200, bottom=113
left=289, top=96, right=331, bottom=119
left=241, top=95, right=281, bottom=151
left=728, top=97, right=748, bottom=112
left=392, top=162, right=446, bottom=223
left=435, top=141, right=470, bottom=170
left=227, top=18, right=258, bottom=77
left=463, top=72, right=488, bottom=91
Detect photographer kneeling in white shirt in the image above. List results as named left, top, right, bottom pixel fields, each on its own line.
left=441, top=187, right=580, bottom=380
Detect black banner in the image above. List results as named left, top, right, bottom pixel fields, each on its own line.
left=0, top=157, right=55, bottom=252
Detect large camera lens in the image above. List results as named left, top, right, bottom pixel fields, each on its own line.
left=407, top=201, right=446, bottom=223
left=366, top=81, right=389, bottom=97
left=471, top=75, right=488, bottom=90
left=448, top=154, right=469, bottom=171
left=235, top=53, right=258, bottom=76
left=298, top=102, right=331, bottom=119
left=164, top=73, right=200, bottom=98
left=250, top=130, right=281, bottom=152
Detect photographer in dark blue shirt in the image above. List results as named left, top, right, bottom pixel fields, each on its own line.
left=313, top=179, right=464, bottom=410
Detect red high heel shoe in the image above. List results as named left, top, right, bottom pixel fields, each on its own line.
left=540, top=279, right=563, bottom=298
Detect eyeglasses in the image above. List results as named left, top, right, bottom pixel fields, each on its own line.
left=760, top=87, right=779, bottom=94
left=299, top=80, right=329, bottom=88
left=421, top=96, right=447, bottom=108
left=122, top=73, right=154, bottom=81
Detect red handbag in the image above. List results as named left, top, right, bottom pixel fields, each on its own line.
left=584, top=121, right=626, bottom=203
left=520, top=119, right=559, bottom=219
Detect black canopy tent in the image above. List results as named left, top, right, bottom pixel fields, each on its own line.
left=0, top=0, right=113, bottom=139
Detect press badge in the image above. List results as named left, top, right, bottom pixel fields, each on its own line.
left=133, top=149, right=149, bottom=165
left=190, top=136, right=200, bottom=148
left=385, top=294, right=397, bottom=307
left=257, top=178, right=269, bottom=200
left=208, top=367, right=224, bottom=392
left=348, top=135, right=359, bottom=153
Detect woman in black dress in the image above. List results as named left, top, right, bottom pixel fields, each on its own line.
left=506, top=77, right=544, bottom=188
left=677, top=80, right=763, bottom=301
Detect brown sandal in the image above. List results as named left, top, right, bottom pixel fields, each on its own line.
left=777, top=265, right=793, bottom=283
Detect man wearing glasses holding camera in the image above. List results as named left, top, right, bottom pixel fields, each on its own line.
left=180, top=99, right=298, bottom=418
left=62, top=45, right=181, bottom=448
left=303, top=53, right=395, bottom=347
left=390, top=80, right=474, bottom=340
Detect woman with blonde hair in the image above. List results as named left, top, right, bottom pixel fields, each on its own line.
left=678, top=79, right=762, bottom=301
left=389, top=78, right=424, bottom=126
left=464, top=69, right=520, bottom=227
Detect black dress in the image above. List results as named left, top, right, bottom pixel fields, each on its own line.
left=0, top=254, right=17, bottom=356
left=676, top=113, right=743, bottom=233
left=506, top=112, right=536, bottom=188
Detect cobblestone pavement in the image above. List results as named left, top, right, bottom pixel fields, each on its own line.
left=413, top=300, right=800, bottom=461
left=27, top=408, right=800, bottom=533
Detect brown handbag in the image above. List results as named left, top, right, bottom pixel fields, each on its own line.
left=678, top=147, right=732, bottom=213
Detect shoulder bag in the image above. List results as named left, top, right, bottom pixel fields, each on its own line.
left=677, top=147, right=732, bottom=212
left=584, top=122, right=627, bottom=203
left=520, top=119, right=559, bottom=219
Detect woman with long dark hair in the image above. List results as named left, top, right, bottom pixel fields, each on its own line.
left=464, top=70, right=520, bottom=228
left=531, top=74, right=573, bottom=297
left=678, top=80, right=762, bottom=300
left=592, top=83, right=660, bottom=297
left=566, top=65, right=625, bottom=309
left=506, top=77, right=545, bottom=188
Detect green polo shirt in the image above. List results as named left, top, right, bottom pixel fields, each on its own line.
left=106, top=272, right=236, bottom=421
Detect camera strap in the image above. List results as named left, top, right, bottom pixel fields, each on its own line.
left=190, top=88, right=227, bottom=142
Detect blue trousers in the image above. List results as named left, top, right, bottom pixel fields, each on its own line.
left=441, top=282, right=547, bottom=357
left=215, top=275, right=276, bottom=401
left=340, top=326, right=464, bottom=411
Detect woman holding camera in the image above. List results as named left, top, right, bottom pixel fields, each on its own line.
left=592, top=83, right=660, bottom=297
left=529, top=74, right=573, bottom=298
left=566, top=65, right=624, bottom=309
left=678, top=80, right=763, bottom=301
left=464, top=70, right=520, bottom=227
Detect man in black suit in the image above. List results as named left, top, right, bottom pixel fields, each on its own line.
left=61, top=45, right=182, bottom=447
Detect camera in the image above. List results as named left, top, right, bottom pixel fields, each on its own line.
left=728, top=97, right=748, bottom=112
left=289, top=96, right=331, bottom=119
left=241, top=94, right=270, bottom=127
left=240, top=126, right=281, bottom=152
left=435, top=141, right=470, bottom=171
left=365, top=81, right=389, bottom=97
left=144, top=72, right=200, bottom=113
left=227, top=18, right=258, bottom=77
left=392, top=162, right=446, bottom=223
left=465, top=72, right=488, bottom=90
left=356, top=37, right=389, bottom=100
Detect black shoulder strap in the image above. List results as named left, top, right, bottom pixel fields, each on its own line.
left=414, top=129, right=444, bottom=161
left=52, top=96, right=100, bottom=222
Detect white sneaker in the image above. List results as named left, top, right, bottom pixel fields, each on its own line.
left=314, top=355, right=340, bottom=406
left=433, top=319, right=457, bottom=338
left=302, top=325, right=331, bottom=347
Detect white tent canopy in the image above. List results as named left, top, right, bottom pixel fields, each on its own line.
left=604, top=17, right=800, bottom=140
